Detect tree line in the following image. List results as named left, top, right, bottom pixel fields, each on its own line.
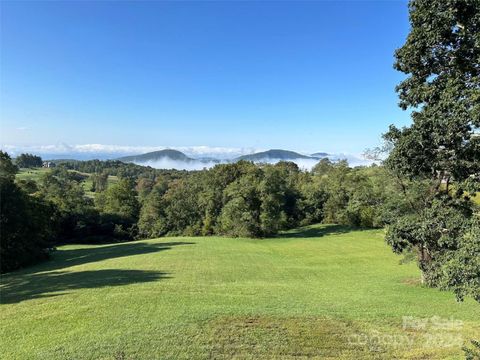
left=1, top=146, right=478, bottom=303
left=14, top=153, right=43, bottom=168
left=1, top=153, right=396, bottom=268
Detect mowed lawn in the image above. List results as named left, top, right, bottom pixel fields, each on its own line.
left=15, top=168, right=119, bottom=198
left=1, top=225, right=478, bottom=359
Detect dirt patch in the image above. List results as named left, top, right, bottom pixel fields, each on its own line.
left=203, top=315, right=383, bottom=359
left=402, top=277, right=422, bottom=286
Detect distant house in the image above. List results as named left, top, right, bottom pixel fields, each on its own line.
left=42, top=161, right=56, bottom=168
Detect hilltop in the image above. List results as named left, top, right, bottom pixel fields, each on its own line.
left=118, top=149, right=194, bottom=163
left=236, top=149, right=315, bottom=161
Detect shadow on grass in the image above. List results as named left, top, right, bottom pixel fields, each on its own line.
left=0, top=269, right=169, bottom=304
left=0, top=241, right=194, bottom=304
left=36, top=241, right=195, bottom=273
left=277, top=224, right=364, bottom=238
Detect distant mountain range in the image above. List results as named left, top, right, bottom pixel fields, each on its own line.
left=116, top=148, right=332, bottom=170
left=3, top=144, right=372, bottom=170
left=118, top=148, right=327, bottom=164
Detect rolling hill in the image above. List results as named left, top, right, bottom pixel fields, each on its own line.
left=236, top=149, right=315, bottom=161
left=117, top=149, right=194, bottom=163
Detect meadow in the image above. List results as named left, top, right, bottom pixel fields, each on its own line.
left=1, top=224, right=478, bottom=359
left=16, top=168, right=119, bottom=197
left=15, top=168, right=51, bottom=182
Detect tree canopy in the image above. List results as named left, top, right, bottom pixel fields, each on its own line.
left=383, top=0, right=480, bottom=301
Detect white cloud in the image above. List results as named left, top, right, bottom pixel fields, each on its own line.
left=0, top=143, right=263, bottom=160
left=0, top=143, right=373, bottom=167
left=176, top=146, right=262, bottom=160
left=137, top=159, right=221, bottom=171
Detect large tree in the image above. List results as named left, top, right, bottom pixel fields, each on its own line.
left=384, top=0, right=479, bottom=301
left=0, top=151, right=55, bottom=272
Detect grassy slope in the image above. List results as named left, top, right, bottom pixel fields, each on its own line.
left=15, top=168, right=51, bottom=182
left=1, top=225, right=478, bottom=359
left=16, top=168, right=119, bottom=197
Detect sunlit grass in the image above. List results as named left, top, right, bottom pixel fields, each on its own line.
left=15, top=168, right=51, bottom=182
left=1, top=225, right=478, bottom=359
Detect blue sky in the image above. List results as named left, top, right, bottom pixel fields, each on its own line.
left=1, top=1, right=411, bottom=157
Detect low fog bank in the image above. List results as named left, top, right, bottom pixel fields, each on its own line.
left=134, top=155, right=372, bottom=171
left=136, top=158, right=221, bottom=171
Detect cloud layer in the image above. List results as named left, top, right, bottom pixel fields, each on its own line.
left=1, top=143, right=372, bottom=169
left=1, top=143, right=261, bottom=160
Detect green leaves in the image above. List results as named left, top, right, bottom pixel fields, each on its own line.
left=384, top=0, right=480, bottom=301
left=388, top=0, right=480, bottom=183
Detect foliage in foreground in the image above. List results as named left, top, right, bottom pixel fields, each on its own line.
left=0, top=152, right=55, bottom=272
left=383, top=0, right=480, bottom=302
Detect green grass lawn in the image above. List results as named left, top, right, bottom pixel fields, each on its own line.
left=16, top=168, right=119, bottom=198
left=1, top=225, right=478, bottom=359
left=15, top=168, right=51, bottom=182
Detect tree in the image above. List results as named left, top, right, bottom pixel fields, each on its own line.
left=439, top=212, right=480, bottom=302
left=136, top=177, right=155, bottom=200
left=160, top=177, right=203, bottom=236
left=273, top=162, right=302, bottom=228
left=197, top=161, right=258, bottom=235
left=95, top=178, right=140, bottom=239
left=312, top=158, right=333, bottom=177
left=0, top=151, right=18, bottom=180
left=297, top=174, right=327, bottom=226
left=320, top=160, right=351, bottom=224
left=40, top=168, right=91, bottom=216
left=385, top=0, right=479, bottom=187
left=384, top=0, right=480, bottom=301
left=15, top=153, right=43, bottom=168
left=90, top=172, right=108, bottom=192
left=38, top=168, right=93, bottom=241
left=259, top=166, right=288, bottom=235
left=138, top=181, right=169, bottom=238
left=96, top=178, right=139, bottom=222
left=16, top=179, right=39, bottom=195
left=0, top=153, right=55, bottom=272
left=218, top=169, right=263, bottom=237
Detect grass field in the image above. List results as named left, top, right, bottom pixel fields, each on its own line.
left=15, top=168, right=51, bottom=182
left=16, top=168, right=119, bottom=197
left=1, top=225, right=478, bottom=359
